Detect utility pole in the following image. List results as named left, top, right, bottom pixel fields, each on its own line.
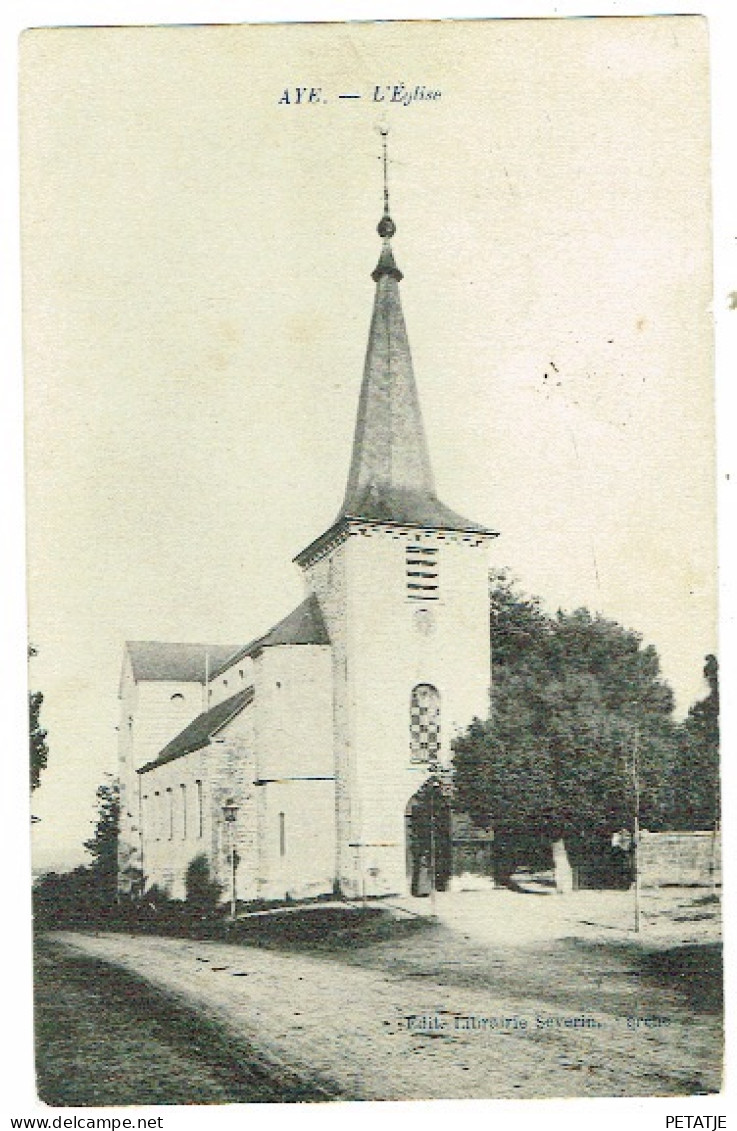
left=429, top=779, right=437, bottom=917
left=632, top=727, right=641, bottom=934
left=710, top=776, right=721, bottom=896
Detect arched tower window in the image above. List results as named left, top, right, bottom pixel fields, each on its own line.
left=410, top=684, right=440, bottom=763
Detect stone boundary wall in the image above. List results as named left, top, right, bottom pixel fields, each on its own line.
left=638, top=829, right=721, bottom=888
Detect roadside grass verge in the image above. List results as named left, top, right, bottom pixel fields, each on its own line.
left=227, top=904, right=437, bottom=952
left=634, top=942, right=723, bottom=1013
left=34, top=936, right=338, bottom=1106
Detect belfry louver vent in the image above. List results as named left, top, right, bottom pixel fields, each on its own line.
left=406, top=544, right=439, bottom=600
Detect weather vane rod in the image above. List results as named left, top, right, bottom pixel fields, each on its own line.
left=380, top=126, right=390, bottom=216
left=376, top=126, right=396, bottom=240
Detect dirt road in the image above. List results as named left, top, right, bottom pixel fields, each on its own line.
left=51, top=906, right=721, bottom=1101
left=34, top=937, right=335, bottom=1105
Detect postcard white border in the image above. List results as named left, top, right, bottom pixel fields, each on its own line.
left=2, top=4, right=734, bottom=1130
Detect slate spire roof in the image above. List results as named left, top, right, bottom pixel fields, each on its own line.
left=295, top=143, right=499, bottom=568
left=335, top=148, right=497, bottom=537
left=339, top=211, right=436, bottom=522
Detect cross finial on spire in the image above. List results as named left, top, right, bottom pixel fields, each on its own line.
left=377, top=126, right=396, bottom=239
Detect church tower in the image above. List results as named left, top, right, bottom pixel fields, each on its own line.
left=296, top=134, right=499, bottom=897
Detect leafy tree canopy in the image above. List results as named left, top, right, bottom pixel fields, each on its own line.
left=453, top=573, right=700, bottom=874
left=84, top=776, right=120, bottom=898
left=662, top=654, right=720, bottom=831
left=185, top=854, right=223, bottom=917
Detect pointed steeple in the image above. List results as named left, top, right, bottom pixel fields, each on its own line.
left=296, top=134, right=497, bottom=569
left=340, top=189, right=437, bottom=521
left=337, top=131, right=494, bottom=534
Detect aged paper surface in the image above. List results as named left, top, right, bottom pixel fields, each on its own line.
left=15, top=11, right=726, bottom=1118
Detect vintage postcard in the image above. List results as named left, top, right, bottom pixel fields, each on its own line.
left=18, top=13, right=722, bottom=1111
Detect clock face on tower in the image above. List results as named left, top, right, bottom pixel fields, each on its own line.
left=413, top=606, right=436, bottom=636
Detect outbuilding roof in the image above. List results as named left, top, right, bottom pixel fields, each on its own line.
left=125, top=641, right=241, bottom=684
left=138, top=686, right=254, bottom=773
left=208, top=594, right=329, bottom=679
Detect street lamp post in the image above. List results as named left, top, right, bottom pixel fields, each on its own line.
left=222, top=798, right=239, bottom=921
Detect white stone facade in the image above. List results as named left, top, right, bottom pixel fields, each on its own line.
left=302, top=523, right=493, bottom=898
left=120, top=640, right=335, bottom=902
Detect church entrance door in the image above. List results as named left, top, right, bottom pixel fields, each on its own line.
left=405, top=779, right=451, bottom=897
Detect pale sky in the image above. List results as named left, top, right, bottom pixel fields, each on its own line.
left=20, top=17, right=716, bottom=872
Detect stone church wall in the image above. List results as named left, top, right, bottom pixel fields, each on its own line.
left=255, top=780, right=336, bottom=901
left=206, top=653, right=256, bottom=709
left=304, top=540, right=353, bottom=892
left=139, top=708, right=256, bottom=902
left=349, top=528, right=493, bottom=898
left=325, top=525, right=493, bottom=898
left=139, top=746, right=211, bottom=900
left=131, top=680, right=206, bottom=769
left=253, top=643, right=333, bottom=782
left=205, top=725, right=259, bottom=902
left=117, top=654, right=205, bottom=896
left=251, top=642, right=335, bottom=900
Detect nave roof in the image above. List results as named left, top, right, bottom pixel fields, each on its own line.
left=138, top=686, right=254, bottom=773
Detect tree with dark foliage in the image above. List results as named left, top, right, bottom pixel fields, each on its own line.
left=452, top=572, right=681, bottom=884
left=185, top=854, right=223, bottom=917
left=664, top=655, right=720, bottom=830
left=34, top=778, right=122, bottom=928
left=83, top=776, right=121, bottom=901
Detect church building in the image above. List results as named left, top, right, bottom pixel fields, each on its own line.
left=117, top=157, right=498, bottom=904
